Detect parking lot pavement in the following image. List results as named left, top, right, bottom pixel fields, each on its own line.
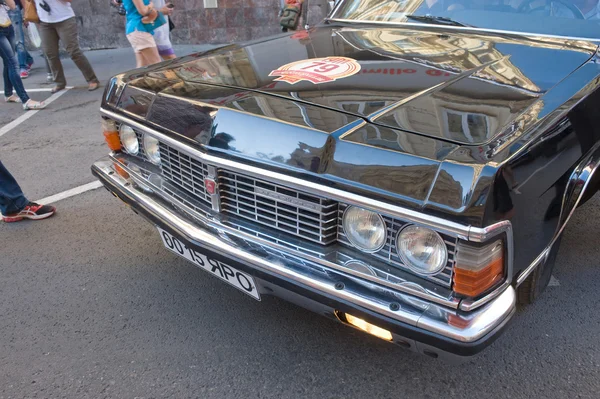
left=1, top=48, right=600, bottom=398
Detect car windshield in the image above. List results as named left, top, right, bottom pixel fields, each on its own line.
left=331, top=0, right=600, bottom=39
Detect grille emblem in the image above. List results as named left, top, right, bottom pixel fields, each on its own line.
left=255, top=187, right=320, bottom=212
left=204, top=178, right=217, bottom=195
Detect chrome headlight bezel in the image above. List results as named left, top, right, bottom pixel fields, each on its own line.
left=396, top=225, right=448, bottom=276
left=342, top=206, right=387, bottom=253
left=119, top=125, right=139, bottom=155
left=143, top=134, right=161, bottom=165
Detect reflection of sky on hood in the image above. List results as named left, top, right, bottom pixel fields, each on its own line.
left=495, top=43, right=593, bottom=91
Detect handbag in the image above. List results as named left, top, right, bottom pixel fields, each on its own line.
left=23, top=0, right=40, bottom=24
left=168, top=17, right=174, bottom=32
left=144, top=10, right=166, bottom=32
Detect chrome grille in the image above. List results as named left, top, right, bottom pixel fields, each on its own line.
left=337, top=204, right=455, bottom=287
left=219, top=171, right=339, bottom=245
left=159, top=143, right=211, bottom=207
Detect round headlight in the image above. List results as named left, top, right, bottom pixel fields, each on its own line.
left=119, top=125, right=139, bottom=155
left=143, top=134, right=161, bottom=164
left=342, top=206, right=387, bottom=253
left=396, top=225, right=447, bottom=275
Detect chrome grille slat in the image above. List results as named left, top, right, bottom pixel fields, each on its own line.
left=159, top=143, right=211, bottom=207
left=218, top=170, right=338, bottom=245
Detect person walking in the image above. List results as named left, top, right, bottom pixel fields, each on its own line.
left=123, top=0, right=172, bottom=67
left=152, top=0, right=175, bottom=60
left=7, top=0, right=33, bottom=78
left=35, top=0, right=99, bottom=93
left=0, top=161, right=56, bottom=222
left=1, top=0, right=46, bottom=109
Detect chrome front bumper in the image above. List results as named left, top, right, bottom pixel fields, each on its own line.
left=92, top=156, right=516, bottom=360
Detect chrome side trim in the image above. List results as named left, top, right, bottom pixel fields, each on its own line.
left=93, top=157, right=516, bottom=343
left=516, top=146, right=600, bottom=286
left=101, top=109, right=508, bottom=243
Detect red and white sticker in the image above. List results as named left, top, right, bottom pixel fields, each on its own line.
left=269, top=57, right=361, bottom=85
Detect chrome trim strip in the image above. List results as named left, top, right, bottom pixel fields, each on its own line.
left=326, top=18, right=600, bottom=44
left=93, top=158, right=516, bottom=343
left=516, top=146, right=600, bottom=286
left=101, top=108, right=509, bottom=243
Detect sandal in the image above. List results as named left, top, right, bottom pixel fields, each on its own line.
left=5, top=94, right=22, bottom=103
left=88, top=82, right=100, bottom=91
left=51, top=86, right=66, bottom=94
left=23, top=100, right=47, bottom=110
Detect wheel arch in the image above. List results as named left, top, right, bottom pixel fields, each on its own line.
left=516, top=142, right=600, bottom=286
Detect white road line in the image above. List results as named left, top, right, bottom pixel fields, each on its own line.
left=35, top=181, right=103, bottom=205
left=0, top=88, right=71, bottom=139
left=548, top=275, right=560, bottom=287
left=24, top=86, right=74, bottom=93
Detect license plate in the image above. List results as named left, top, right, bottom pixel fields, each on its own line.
left=157, top=227, right=260, bottom=300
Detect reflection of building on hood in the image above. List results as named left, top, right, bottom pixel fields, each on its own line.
left=149, top=98, right=216, bottom=141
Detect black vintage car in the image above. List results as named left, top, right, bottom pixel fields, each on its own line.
left=93, top=0, right=600, bottom=360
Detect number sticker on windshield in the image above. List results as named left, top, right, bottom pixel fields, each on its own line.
left=269, top=57, right=361, bottom=85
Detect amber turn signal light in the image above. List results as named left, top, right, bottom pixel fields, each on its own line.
left=102, top=119, right=121, bottom=151
left=453, top=240, right=504, bottom=297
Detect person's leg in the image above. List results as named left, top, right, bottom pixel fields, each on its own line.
left=38, top=21, right=66, bottom=89
left=138, top=46, right=161, bottom=67
left=134, top=51, right=145, bottom=68
left=0, top=28, right=30, bottom=103
left=0, top=161, right=29, bottom=216
left=55, top=18, right=98, bottom=84
left=7, top=9, right=31, bottom=74
left=0, top=161, right=56, bottom=222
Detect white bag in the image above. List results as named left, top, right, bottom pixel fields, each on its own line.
left=28, top=23, right=42, bottom=48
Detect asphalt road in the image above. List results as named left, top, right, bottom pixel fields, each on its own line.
left=1, top=47, right=599, bottom=399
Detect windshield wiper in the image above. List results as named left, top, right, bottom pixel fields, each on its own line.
left=405, top=15, right=472, bottom=27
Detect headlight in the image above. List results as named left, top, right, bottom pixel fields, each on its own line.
left=119, top=125, right=139, bottom=155
left=143, top=134, right=161, bottom=164
left=342, top=206, right=386, bottom=253
left=396, top=225, right=447, bottom=275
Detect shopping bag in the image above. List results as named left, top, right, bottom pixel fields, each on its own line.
left=28, top=23, right=42, bottom=48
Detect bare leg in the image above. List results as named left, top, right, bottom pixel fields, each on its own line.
left=161, top=54, right=177, bottom=61
left=137, top=47, right=161, bottom=67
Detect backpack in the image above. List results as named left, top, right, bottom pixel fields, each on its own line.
left=280, top=1, right=302, bottom=30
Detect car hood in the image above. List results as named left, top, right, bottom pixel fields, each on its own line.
left=108, top=25, right=597, bottom=223
left=121, top=25, right=595, bottom=146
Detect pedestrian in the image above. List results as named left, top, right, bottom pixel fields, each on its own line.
left=35, top=0, right=99, bottom=93
left=1, top=0, right=46, bottom=109
left=0, top=161, right=56, bottom=222
left=152, top=0, right=175, bottom=60
left=7, top=0, right=33, bottom=78
left=122, top=0, right=172, bottom=67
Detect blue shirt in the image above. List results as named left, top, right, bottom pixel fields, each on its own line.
left=123, top=0, right=153, bottom=34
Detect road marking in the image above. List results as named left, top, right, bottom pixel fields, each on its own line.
left=24, top=86, right=74, bottom=93
left=0, top=88, right=71, bottom=139
left=35, top=181, right=103, bottom=205
left=548, top=275, right=560, bottom=287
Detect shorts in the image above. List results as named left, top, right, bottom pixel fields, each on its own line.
left=126, top=30, right=157, bottom=53
left=154, top=21, right=174, bottom=57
